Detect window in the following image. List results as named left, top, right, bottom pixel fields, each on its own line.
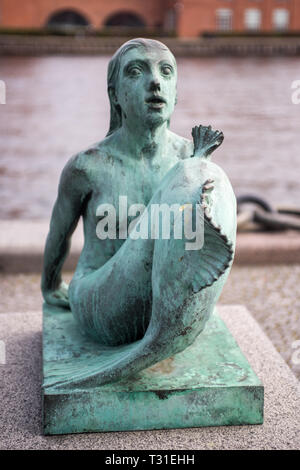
left=216, top=8, right=233, bottom=31
left=273, top=8, right=289, bottom=31
left=244, top=8, right=262, bottom=31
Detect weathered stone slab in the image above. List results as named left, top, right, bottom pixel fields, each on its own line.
left=42, top=305, right=263, bottom=435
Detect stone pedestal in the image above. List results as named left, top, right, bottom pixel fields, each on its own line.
left=43, top=306, right=264, bottom=435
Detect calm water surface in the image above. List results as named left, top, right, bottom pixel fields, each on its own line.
left=0, top=55, right=299, bottom=219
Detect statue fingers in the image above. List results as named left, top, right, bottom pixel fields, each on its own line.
left=203, top=178, right=215, bottom=193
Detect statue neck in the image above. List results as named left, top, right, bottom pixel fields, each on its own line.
left=116, top=120, right=169, bottom=160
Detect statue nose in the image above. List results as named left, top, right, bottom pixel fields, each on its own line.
left=149, top=79, right=161, bottom=92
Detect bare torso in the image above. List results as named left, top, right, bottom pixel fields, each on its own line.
left=73, top=130, right=193, bottom=277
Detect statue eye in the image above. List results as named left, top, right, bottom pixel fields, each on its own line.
left=129, top=67, right=142, bottom=77
left=161, top=65, right=173, bottom=76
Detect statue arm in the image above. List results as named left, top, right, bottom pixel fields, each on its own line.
left=41, top=156, right=90, bottom=308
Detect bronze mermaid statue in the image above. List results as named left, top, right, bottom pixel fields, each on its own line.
left=41, top=38, right=236, bottom=391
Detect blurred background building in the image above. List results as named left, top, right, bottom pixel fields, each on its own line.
left=0, top=0, right=300, bottom=37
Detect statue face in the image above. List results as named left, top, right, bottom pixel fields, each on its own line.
left=115, top=46, right=177, bottom=129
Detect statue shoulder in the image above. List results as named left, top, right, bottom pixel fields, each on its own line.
left=59, top=147, right=100, bottom=192
left=64, top=139, right=110, bottom=177
left=62, top=152, right=89, bottom=181
left=81, top=135, right=121, bottom=166
left=168, top=130, right=193, bottom=160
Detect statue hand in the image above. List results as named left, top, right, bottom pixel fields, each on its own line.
left=192, top=125, right=224, bottom=159
left=43, top=281, right=70, bottom=309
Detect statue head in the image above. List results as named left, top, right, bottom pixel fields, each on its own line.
left=106, top=38, right=177, bottom=136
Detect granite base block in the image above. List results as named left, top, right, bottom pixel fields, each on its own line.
left=42, top=306, right=264, bottom=435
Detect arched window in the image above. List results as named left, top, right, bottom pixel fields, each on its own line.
left=46, top=10, right=90, bottom=28
left=244, top=9, right=262, bottom=31
left=273, top=9, right=290, bottom=31
left=104, top=12, right=146, bottom=28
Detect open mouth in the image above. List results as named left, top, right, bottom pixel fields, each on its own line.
left=145, top=96, right=166, bottom=109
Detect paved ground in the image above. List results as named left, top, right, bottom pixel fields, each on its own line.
left=1, top=306, right=299, bottom=450
left=1, top=265, right=299, bottom=380
left=220, top=265, right=300, bottom=381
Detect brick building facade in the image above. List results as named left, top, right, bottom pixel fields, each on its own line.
left=178, top=0, right=300, bottom=36
left=0, top=0, right=300, bottom=37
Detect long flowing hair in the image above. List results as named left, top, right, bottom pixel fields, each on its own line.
left=106, top=38, right=176, bottom=136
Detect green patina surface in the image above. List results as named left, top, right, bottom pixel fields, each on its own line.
left=41, top=39, right=258, bottom=434
left=41, top=38, right=237, bottom=390
left=43, top=305, right=264, bottom=435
